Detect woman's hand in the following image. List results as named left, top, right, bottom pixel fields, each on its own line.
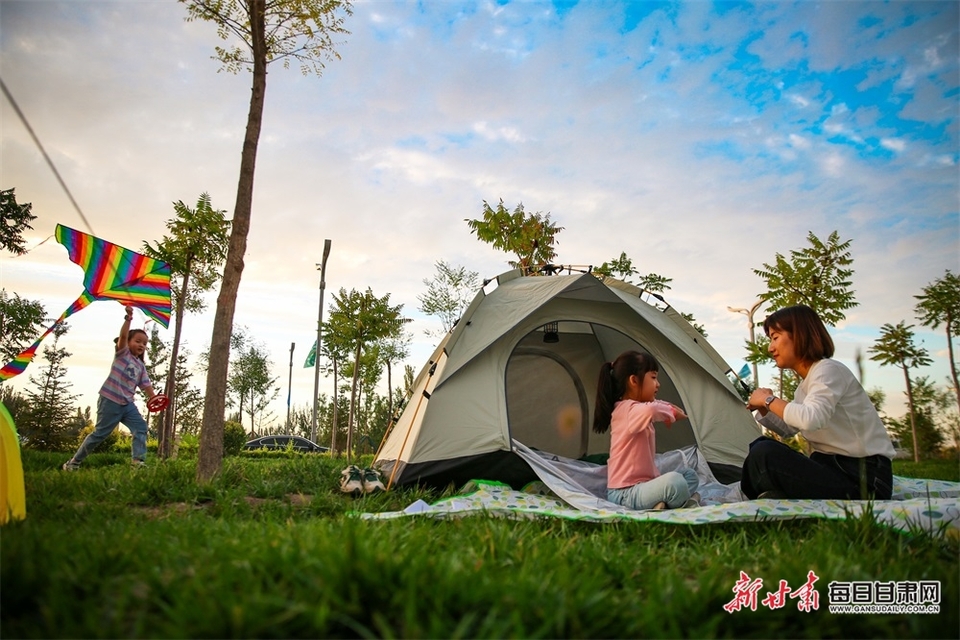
left=747, top=387, right=774, bottom=412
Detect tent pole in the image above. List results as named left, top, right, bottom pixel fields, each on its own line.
left=385, top=371, right=435, bottom=490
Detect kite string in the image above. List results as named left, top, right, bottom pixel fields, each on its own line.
left=0, top=76, right=95, bottom=236
left=3, top=234, right=55, bottom=258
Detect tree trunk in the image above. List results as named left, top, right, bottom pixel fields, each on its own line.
left=903, top=364, right=920, bottom=463
left=197, top=0, right=267, bottom=483
left=387, top=360, right=393, bottom=418
left=159, top=260, right=192, bottom=459
left=946, top=314, right=960, bottom=414
left=249, top=387, right=255, bottom=435
left=331, top=359, right=339, bottom=456
left=346, top=341, right=361, bottom=462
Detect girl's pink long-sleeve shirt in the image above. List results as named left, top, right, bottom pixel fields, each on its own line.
left=606, top=399, right=678, bottom=490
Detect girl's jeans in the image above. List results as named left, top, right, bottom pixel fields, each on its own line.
left=608, top=467, right=699, bottom=510
left=70, top=396, right=148, bottom=464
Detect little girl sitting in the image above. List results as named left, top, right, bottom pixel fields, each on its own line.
left=594, top=350, right=699, bottom=510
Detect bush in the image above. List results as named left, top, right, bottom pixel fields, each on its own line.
left=175, top=433, right=200, bottom=457
left=76, top=424, right=120, bottom=452
left=223, top=421, right=246, bottom=457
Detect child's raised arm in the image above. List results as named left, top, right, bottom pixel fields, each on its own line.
left=116, top=305, right=133, bottom=351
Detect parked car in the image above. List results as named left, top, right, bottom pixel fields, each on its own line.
left=243, top=435, right=328, bottom=453
left=890, top=438, right=911, bottom=460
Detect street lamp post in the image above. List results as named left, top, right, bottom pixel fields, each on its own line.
left=311, top=240, right=332, bottom=445
left=727, top=300, right=763, bottom=386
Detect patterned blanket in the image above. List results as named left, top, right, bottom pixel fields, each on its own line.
left=361, top=476, right=959, bottom=538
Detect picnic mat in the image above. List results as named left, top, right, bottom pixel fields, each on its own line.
left=360, top=476, right=960, bottom=539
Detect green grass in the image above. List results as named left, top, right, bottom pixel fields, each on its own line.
left=893, top=458, right=959, bottom=482
left=2, top=452, right=957, bottom=638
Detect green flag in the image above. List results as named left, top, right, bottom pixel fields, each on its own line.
left=303, top=340, right=317, bottom=368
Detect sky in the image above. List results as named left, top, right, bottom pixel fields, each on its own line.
left=1, top=0, right=958, bottom=431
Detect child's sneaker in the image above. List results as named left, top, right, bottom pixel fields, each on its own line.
left=362, top=468, right=385, bottom=494
left=62, top=460, right=79, bottom=471
left=131, top=459, right=146, bottom=469
left=339, top=465, right=364, bottom=496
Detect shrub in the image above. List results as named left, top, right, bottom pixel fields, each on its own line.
left=223, top=421, right=246, bottom=456
left=76, top=424, right=120, bottom=452
left=111, top=432, right=132, bottom=454
left=175, top=433, right=200, bottom=457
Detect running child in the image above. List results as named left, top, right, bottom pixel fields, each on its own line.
left=63, top=305, right=157, bottom=470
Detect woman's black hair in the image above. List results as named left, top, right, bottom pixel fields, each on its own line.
left=592, top=350, right=659, bottom=434
left=762, top=305, right=834, bottom=363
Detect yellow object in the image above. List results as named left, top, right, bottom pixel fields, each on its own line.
left=0, top=401, right=26, bottom=523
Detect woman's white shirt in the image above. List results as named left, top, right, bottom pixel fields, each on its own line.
left=757, top=358, right=895, bottom=458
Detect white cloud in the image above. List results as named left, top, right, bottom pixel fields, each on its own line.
left=471, top=121, right=527, bottom=143
left=789, top=134, right=811, bottom=149
left=821, top=152, right=847, bottom=177
left=880, top=138, right=906, bottom=153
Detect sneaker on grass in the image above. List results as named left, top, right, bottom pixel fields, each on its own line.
left=131, top=459, right=146, bottom=469
left=362, top=468, right=385, bottom=494
left=62, top=461, right=79, bottom=471
left=340, top=465, right=364, bottom=496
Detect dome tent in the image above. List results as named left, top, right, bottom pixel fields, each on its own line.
left=376, top=269, right=760, bottom=490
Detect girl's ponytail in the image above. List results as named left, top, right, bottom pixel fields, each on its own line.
left=593, top=361, right=616, bottom=434
left=592, top=351, right=660, bottom=434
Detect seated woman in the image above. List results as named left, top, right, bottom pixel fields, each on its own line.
left=742, top=305, right=895, bottom=500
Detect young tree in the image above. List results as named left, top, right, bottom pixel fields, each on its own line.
left=595, top=252, right=706, bottom=336
left=417, top=260, right=479, bottom=336
left=66, top=405, right=93, bottom=437
left=869, top=322, right=932, bottom=462
left=0, top=290, right=46, bottom=363
left=378, top=330, right=410, bottom=419
left=144, top=326, right=204, bottom=440
left=183, top=0, right=353, bottom=482
left=594, top=252, right=639, bottom=283
left=465, top=199, right=564, bottom=274
left=753, top=230, right=857, bottom=326
left=749, top=230, right=858, bottom=399
left=144, top=325, right=172, bottom=436
left=143, top=192, right=230, bottom=459
left=307, top=329, right=352, bottom=453
left=884, top=376, right=948, bottom=460
left=228, top=338, right=280, bottom=436
left=19, top=323, right=78, bottom=451
left=914, top=270, right=960, bottom=413
left=326, top=287, right=405, bottom=461
left=0, top=384, right=30, bottom=427
left=0, top=187, right=37, bottom=256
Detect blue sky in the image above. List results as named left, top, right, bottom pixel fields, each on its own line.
left=1, top=0, right=957, bottom=427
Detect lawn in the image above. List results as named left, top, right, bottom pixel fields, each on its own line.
left=2, top=451, right=957, bottom=638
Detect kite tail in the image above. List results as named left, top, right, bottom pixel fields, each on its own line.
left=0, top=340, right=42, bottom=381
left=0, top=291, right=95, bottom=381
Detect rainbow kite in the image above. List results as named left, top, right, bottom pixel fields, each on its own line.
left=0, top=225, right=171, bottom=380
